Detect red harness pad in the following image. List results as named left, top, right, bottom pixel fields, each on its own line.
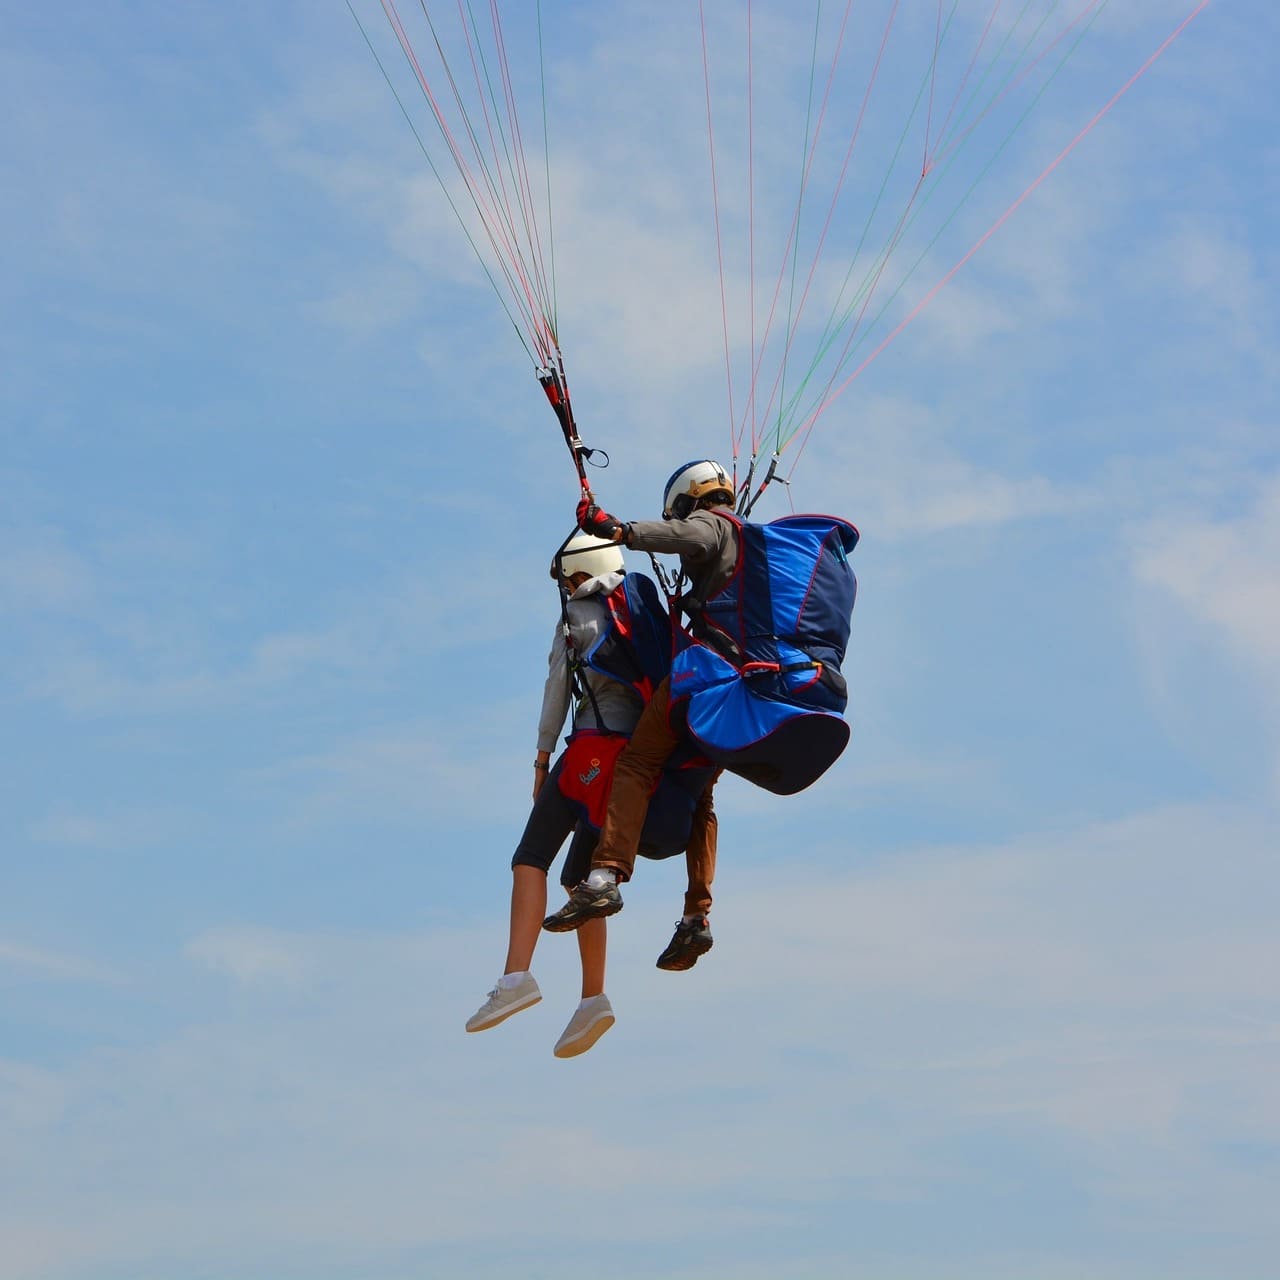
left=555, top=731, right=630, bottom=829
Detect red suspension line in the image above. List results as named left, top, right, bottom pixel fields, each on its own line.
left=418, top=0, right=553, bottom=352
left=487, top=0, right=556, bottom=327
left=452, top=0, right=544, bottom=312
left=386, top=0, right=555, bottom=360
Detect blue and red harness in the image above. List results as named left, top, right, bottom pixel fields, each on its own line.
left=668, top=509, right=859, bottom=796
left=556, top=571, right=715, bottom=859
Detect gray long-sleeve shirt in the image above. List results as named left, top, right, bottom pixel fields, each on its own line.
left=536, top=570, right=643, bottom=754
left=623, top=507, right=740, bottom=609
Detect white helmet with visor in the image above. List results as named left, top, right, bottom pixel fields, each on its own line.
left=661, top=459, right=735, bottom=520
left=551, top=532, right=625, bottom=582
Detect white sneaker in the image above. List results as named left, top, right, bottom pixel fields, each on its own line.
left=553, top=994, right=615, bottom=1058
left=465, top=973, right=541, bottom=1032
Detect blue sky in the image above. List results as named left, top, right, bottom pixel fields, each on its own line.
left=2, top=2, right=1277, bottom=1278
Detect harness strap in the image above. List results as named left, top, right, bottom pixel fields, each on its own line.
left=740, top=659, right=822, bottom=678
left=538, top=363, right=608, bottom=491
left=646, top=553, right=690, bottom=659
left=739, top=453, right=783, bottom=519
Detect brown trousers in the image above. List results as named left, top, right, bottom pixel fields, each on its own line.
left=592, top=676, right=718, bottom=917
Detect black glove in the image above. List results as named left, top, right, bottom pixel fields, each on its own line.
left=576, top=496, right=622, bottom=539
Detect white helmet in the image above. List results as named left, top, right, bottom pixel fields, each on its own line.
left=662, top=459, right=736, bottom=520
left=552, top=532, right=624, bottom=582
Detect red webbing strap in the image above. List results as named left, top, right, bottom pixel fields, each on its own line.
left=538, top=364, right=591, bottom=495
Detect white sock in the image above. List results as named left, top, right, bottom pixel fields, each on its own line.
left=682, top=913, right=705, bottom=925
left=498, top=971, right=528, bottom=990
left=585, top=868, right=617, bottom=891
left=578, top=994, right=606, bottom=1009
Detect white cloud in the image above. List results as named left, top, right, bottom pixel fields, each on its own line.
left=0, top=940, right=117, bottom=985
left=3, top=802, right=1275, bottom=1277
left=186, top=929, right=312, bottom=987
left=13, top=531, right=538, bottom=716
left=25, top=812, right=174, bottom=853
left=0, top=531, right=94, bottom=612
left=794, top=392, right=1091, bottom=540
left=253, top=717, right=525, bottom=830
left=307, top=263, right=426, bottom=338
left=1132, top=472, right=1280, bottom=684
left=1136, top=217, right=1274, bottom=363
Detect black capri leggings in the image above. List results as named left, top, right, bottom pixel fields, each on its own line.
left=511, top=754, right=598, bottom=889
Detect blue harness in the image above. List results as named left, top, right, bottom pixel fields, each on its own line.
left=578, top=571, right=672, bottom=712
left=669, top=510, right=859, bottom=795
left=560, top=572, right=716, bottom=857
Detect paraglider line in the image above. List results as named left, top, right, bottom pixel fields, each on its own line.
left=409, top=0, right=554, bottom=356
left=384, top=0, right=545, bottom=347
left=741, top=0, right=858, bottom=459
left=486, top=0, right=556, bottom=325
left=788, top=0, right=1213, bottom=465
left=924, top=0, right=945, bottom=173
left=455, top=0, right=547, bottom=321
left=747, top=0, right=758, bottom=454
left=537, top=0, right=559, bottom=329
left=927, top=0, right=1005, bottom=174
left=700, top=0, right=739, bottom=456
left=347, top=0, right=537, bottom=362
left=930, top=0, right=1108, bottom=176
left=743, top=0, right=903, bottom=450
left=788, top=0, right=1104, bottom=444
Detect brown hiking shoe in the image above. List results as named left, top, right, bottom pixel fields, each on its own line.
left=655, top=916, right=714, bottom=971
left=542, top=881, right=624, bottom=933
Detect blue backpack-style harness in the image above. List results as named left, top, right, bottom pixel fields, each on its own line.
left=578, top=571, right=671, bottom=709
left=668, top=509, right=859, bottom=795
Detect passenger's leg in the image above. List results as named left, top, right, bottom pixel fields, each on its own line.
left=468, top=758, right=574, bottom=1030
left=504, top=865, right=548, bottom=975
left=576, top=917, right=606, bottom=998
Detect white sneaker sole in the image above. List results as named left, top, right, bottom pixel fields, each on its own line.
left=553, top=1010, right=615, bottom=1058
left=465, top=990, right=541, bottom=1033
